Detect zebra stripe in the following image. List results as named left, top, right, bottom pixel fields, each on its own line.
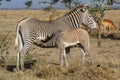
left=15, top=5, right=97, bottom=70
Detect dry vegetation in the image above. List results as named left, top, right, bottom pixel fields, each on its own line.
left=0, top=9, right=120, bottom=80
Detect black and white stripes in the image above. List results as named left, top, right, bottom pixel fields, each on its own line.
left=15, top=5, right=97, bottom=70
left=65, top=7, right=81, bottom=28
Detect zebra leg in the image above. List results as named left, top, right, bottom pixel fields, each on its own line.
left=80, top=48, right=86, bottom=65
left=60, top=48, right=68, bottom=67
left=60, top=48, right=64, bottom=67
left=88, top=51, right=94, bottom=65
left=78, top=44, right=85, bottom=65
left=20, top=42, right=33, bottom=71
left=16, top=51, right=25, bottom=71
left=17, top=52, right=20, bottom=71
left=20, top=52, right=25, bottom=71
left=64, top=49, right=68, bottom=67
left=84, top=47, right=94, bottom=65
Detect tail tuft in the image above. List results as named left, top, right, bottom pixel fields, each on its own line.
left=15, top=36, right=18, bottom=50
left=15, top=24, right=21, bottom=50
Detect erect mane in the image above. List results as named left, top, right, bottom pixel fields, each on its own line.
left=64, top=5, right=83, bottom=17
left=47, top=5, right=84, bottom=21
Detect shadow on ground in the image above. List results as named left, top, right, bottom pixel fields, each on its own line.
left=6, top=60, right=36, bottom=72
left=101, top=33, right=120, bottom=40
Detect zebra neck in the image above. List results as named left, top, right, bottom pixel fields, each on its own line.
left=62, top=8, right=82, bottom=29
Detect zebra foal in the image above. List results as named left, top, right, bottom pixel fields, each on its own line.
left=39, top=28, right=92, bottom=67
left=15, top=4, right=96, bottom=70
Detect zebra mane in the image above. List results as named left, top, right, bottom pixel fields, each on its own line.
left=52, top=5, right=83, bottom=21
left=63, top=5, right=83, bottom=17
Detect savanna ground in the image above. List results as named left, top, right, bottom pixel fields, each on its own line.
left=0, top=9, right=120, bottom=80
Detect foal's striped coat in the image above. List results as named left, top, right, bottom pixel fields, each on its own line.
left=38, top=28, right=93, bottom=66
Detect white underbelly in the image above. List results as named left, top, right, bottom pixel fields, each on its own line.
left=64, top=41, right=79, bottom=47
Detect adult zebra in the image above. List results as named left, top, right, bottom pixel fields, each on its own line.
left=15, top=4, right=97, bottom=71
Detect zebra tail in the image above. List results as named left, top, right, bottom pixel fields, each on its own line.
left=15, top=35, right=18, bottom=50
left=15, top=24, right=20, bottom=50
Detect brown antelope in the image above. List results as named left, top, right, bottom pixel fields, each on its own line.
left=102, top=19, right=118, bottom=34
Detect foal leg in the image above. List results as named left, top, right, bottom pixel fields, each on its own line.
left=84, top=47, right=94, bottom=65
left=80, top=48, right=86, bottom=65
left=60, top=48, right=68, bottom=67
left=78, top=44, right=85, bottom=65
left=79, top=43, right=94, bottom=65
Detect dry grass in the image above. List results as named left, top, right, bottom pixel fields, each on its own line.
left=0, top=9, right=120, bottom=80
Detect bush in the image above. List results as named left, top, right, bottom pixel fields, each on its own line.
left=0, top=33, right=10, bottom=68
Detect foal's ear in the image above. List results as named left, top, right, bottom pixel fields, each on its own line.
left=82, top=4, right=89, bottom=12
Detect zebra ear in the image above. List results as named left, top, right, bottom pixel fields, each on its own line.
left=82, top=4, right=89, bottom=12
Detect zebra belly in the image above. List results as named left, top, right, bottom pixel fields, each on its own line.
left=63, top=41, right=79, bottom=47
